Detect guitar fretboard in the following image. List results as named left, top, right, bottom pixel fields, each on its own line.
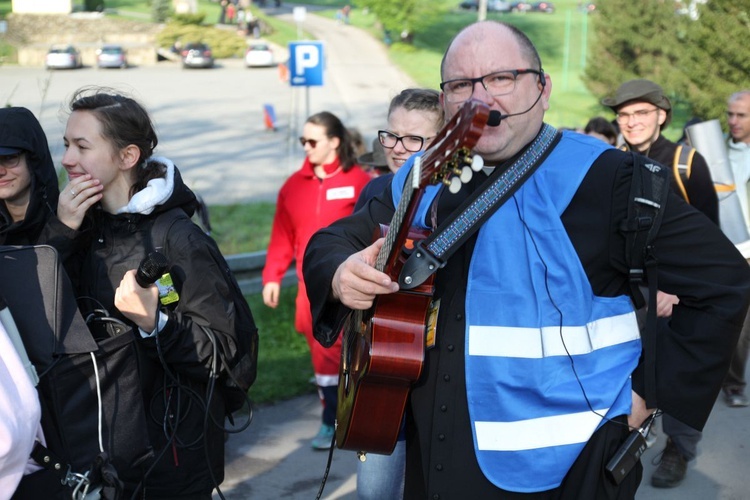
left=374, top=156, right=420, bottom=272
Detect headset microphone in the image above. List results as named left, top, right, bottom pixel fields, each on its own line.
left=485, top=86, right=545, bottom=127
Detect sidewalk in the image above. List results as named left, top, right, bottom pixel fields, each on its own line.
left=218, top=393, right=357, bottom=499
left=218, top=384, right=750, bottom=499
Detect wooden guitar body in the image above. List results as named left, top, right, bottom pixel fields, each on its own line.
left=336, top=227, right=433, bottom=453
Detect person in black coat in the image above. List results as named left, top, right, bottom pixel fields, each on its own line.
left=0, top=107, right=59, bottom=245
left=303, top=21, right=750, bottom=499
left=59, top=87, right=248, bottom=499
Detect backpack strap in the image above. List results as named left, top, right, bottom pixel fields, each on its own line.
left=150, top=208, right=191, bottom=255
left=619, top=153, right=670, bottom=409
left=672, top=144, right=695, bottom=204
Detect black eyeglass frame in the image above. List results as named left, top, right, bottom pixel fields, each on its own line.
left=439, top=68, right=544, bottom=102
left=377, top=130, right=432, bottom=153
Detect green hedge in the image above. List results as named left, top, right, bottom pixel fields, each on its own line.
left=156, top=21, right=248, bottom=59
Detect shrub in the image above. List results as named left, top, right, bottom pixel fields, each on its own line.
left=156, top=21, right=247, bottom=58
left=171, top=12, right=207, bottom=25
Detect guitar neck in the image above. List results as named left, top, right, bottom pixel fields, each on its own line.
left=375, top=156, right=423, bottom=275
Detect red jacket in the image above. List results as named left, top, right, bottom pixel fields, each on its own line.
left=263, top=157, right=371, bottom=334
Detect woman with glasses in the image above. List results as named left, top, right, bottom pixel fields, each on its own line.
left=355, top=88, right=444, bottom=212
left=262, top=111, right=371, bottom=450
left=352, top=88, right=443, bottom=499
left=0, top=107, right=61, bottom=246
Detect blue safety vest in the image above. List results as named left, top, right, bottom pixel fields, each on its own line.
left=392, top=130, right=641, bottom=492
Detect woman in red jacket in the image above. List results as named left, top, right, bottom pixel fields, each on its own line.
left=262, top=111, right=371, bottom=449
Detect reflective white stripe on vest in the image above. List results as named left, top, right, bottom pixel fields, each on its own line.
left=468, top=311, right=639, bottom=358
left=475, top=408, right=608, bottom=451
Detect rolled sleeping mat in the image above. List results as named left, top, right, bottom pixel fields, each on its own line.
left=686, top=119, right=750, bottom=245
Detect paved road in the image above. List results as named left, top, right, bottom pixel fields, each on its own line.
left=0, top=6, right=413, bottom=206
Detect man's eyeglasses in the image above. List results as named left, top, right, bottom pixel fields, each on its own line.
left=440, top=69, right=543, bottom=103
left=377, top=130, right=432, bottom=153
left=615, top=108, right=659, bottom=124
left=0, top=153, right=22, bottom=169
left=299, top=137, right=319, bottom=148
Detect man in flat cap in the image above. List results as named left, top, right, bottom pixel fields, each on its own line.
left=603, top=79, right=719, bottom=489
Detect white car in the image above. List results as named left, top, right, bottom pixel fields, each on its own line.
left=45, top=44, right=82, bottom=70
left=245, top=44, right=274, bottom=68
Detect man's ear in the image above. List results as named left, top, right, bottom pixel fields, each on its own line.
left=119, top=145, right=141, bottom=171
left=657, top=109, right=667, bottom=127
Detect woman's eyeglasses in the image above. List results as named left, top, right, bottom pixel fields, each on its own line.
left=299, top=137, right=319, bottom=148
left=0, top=153, right=22, bottom=169
left=377, top=130, right=431, bottom=153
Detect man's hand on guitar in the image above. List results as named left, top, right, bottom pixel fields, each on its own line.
left=332, top=238, right=399, bottom=310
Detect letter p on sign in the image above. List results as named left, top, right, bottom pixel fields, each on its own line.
left=288, top=41, right=324, bottom=87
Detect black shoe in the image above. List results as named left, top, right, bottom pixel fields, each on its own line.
left=651, top=438, right=688, bottom=488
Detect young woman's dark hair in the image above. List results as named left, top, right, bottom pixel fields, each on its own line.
left=68, top=87, right=164, bottom=197
left=306, top=111, right=358, bottom=171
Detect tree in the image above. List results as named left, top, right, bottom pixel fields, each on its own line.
left=84, top=0, right=104, bottom=11
left=678, top=0, right=750, bottom=121
left=355, top=0, right=451, bottom=44
left=583, top=0, right=687, bottom=104
left=152, top=0, right=172, bottom=23
left=585, top=0, right=750, bottom=123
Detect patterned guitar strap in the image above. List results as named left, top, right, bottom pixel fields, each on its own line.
left=399, top=124, right=560, bottom=289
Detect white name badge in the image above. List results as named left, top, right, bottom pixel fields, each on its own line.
left=326, top=186, right=355, bottom=200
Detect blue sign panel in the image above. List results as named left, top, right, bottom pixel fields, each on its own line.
left=288, top=41, right=324, bottom=87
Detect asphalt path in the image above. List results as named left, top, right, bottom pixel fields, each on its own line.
left=0, top=7, right=414, bottom=206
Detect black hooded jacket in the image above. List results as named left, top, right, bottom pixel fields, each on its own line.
left=0, top=107, right=59, bottom=245
left=66, top=160, right=240, bottom=496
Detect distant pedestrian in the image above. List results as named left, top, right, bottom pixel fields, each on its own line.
left=724, top=89, right=750, bottom=409
left=583, top=116, right=617, bottom=145
left=262, top=111, right=371, bottom=450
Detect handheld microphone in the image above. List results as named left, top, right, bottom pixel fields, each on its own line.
left=135, top=252, right=169, bottom=288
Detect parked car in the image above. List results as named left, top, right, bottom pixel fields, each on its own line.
left=245, top=43, right=275, bottom=68
left=510, top=1, right=532, bottom=12
left=96, top=44, right=128, bottom=69
left=45, top=44, right=82, bottom=70
left=459, top=0, right=511, bottom=12
left=530, top=1, right=555, bottom=13
left=181, top=42, right=214, bottom=69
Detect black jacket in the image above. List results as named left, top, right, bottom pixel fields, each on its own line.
left=0, top=107, right=59, bottom=245
left=69, top=162, right=238, bottom=496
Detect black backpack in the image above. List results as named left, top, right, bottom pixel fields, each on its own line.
left=150, top=208, right=259, bottom=416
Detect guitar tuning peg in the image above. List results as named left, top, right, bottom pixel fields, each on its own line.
left=470, top=154, right=484, bottom=172
left=448, top=176, right=462, bottom=194
left=460, top=166, right=473, bottom=183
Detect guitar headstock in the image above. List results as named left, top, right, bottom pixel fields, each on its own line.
left=416, top=100, right=490, bottom=194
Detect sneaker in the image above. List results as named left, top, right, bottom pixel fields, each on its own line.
left=724, top=391, right=749, bottom=408
left=651, top=438, right=688, bottom=488
left=311, top=423, right=335, bottom=450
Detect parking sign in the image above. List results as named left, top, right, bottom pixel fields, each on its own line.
left=288, top=41, right=324, bottom=87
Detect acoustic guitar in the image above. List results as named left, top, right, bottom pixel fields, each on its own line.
left=336, top=99, right=490, bottom=454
